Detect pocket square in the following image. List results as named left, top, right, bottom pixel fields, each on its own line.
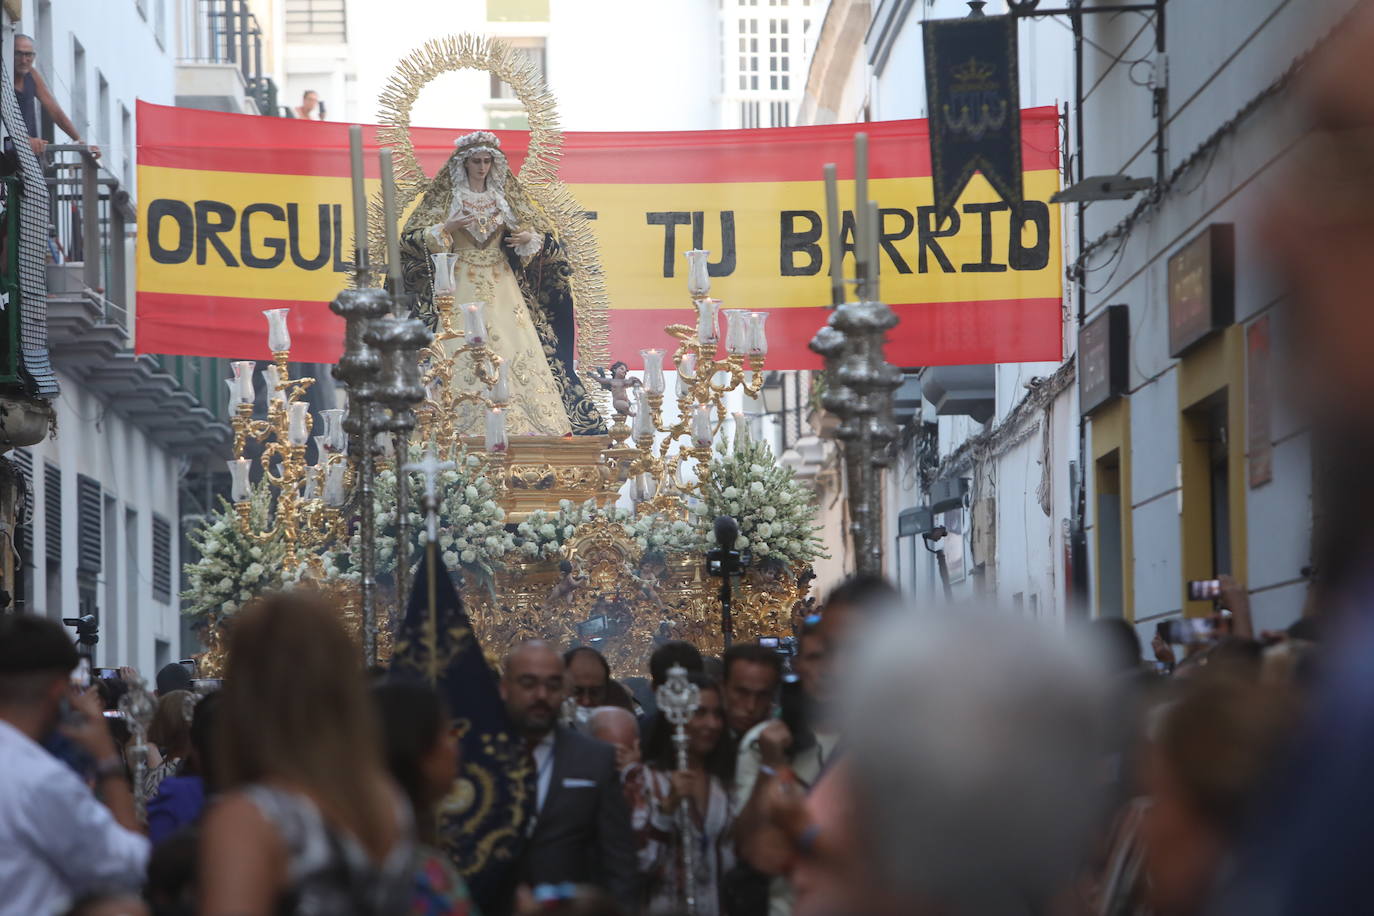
left=562, top=777, right=597, bottom=788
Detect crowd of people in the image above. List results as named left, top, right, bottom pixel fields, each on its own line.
left=12, top=0, right=1374, bottom=913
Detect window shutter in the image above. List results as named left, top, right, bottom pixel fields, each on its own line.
left=11, top=449, right=31, bottom=564
left=44, top=463, right=60, bottom=564
left=76, top=474, right=101, bottom=575
left=152, top=514, right=172, bottom=603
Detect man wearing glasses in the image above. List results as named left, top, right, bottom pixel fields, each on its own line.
left=13, top=35, right=99, bottom=160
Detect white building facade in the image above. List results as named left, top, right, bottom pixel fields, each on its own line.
left=9, top=0, right=245, bottom=672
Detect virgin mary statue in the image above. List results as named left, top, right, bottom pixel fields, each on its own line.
left=399, top=130, right=604, bottom=437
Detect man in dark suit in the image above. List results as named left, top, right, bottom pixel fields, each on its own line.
left=501, top=641, right=638, bottom=909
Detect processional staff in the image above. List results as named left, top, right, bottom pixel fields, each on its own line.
left=404, top=447, right=454, bottom=681
left=656, top=664, right=702, bottom=916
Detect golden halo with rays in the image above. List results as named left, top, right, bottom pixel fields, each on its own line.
left=370, top=33, right=610, bottom=400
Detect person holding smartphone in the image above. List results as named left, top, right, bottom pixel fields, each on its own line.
left=0, top=614, right=148, bottom=915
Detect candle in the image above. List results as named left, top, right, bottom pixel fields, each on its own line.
left=676, top=353, right=697, bottom=398
left=854, top=132, right=869, bottom=289
left=486, top=407, right=508, bottom=452
left=227, top=457, right=252, bottom=502
left=229, top=361, right=256, bottom=406
left=723, top=309, right=750, bottom=356
left=748, top=311, right=770, bottom=357
left=463, top=302, right=488, bottom=346
left=641, top=349, right=665, bottom=395
left=301, top=465, right=320, bottom=501
left=263, top=364, right=286, bottom=403
left=431, top=253, right=456, bottom=295
left=733, top=411, right=753, bottom=451
left=696, top=298, right=720, bottom=347
left=641, top=472, right=657, bottom=500
left=822, top=163, right=845, bottom=306
left=379, top=148, right=401, bottom=282
left=322, top=460, right=348, bottom=507
left=320, top=408, right=347, bottom=453
left=263, top=308, right=292, bottom=353
left=691, top=404, right=713, bottom=448
left=348, top=124, right=368, bottom=270
left=685, top=249, right=711, bottom=298
left=491, top=357, right=511, bottom=404
left=632, top=387, right=655, bottom=440
left=867, top=200, right=881, bottom=301
left=287, top=401, right=311, bottom=446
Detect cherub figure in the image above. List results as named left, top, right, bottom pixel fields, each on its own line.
left=592, top=361, right=642, bottom=417
left=547, top=559, right=588, bottom=605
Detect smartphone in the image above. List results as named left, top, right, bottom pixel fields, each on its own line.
left=1188, top=579, right=1222, bottom=601
left=758, top=636, right=780, bottom=648
left=190, top=677, right=223, bottom=693
left=94, top=667, right=120, bottom=680
left=70, top=658, right=91, bottom=689
left=1157, top=618, right=1215, bottom=644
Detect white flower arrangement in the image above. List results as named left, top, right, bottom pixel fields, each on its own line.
left=696, top=438, right=826, bottom=572
left=325, top=444, right=514, bottom=586
left=182, top=484, right=288, bottom=623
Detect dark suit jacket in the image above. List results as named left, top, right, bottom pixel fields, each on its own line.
left=525, top=727, right=638, bottom=909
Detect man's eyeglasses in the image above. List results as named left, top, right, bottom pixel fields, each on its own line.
left=15, top=51, right=36, bottom=59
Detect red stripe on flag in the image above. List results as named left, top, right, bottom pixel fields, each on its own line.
left=136, top=290, right=1061, bottom=371
left=608, top=299, right=1064, bottom=370
left=135, top=292, right=346, bottom=364
left=136, top=101, right=1061, bottom=183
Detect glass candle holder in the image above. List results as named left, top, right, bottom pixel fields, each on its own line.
left=696, top=298, right=720, bottom=347
left=263, top=308, right=292, bottom=353
left=301, top=465, right=320, bottom=501
left=463, top=302, right=488, bottom=346
left=431, top=253, right=457, bottom=295
left=227, top=458, right=252, bottom=502
left=491, top=358, right=511, bottom=404
left=320, top=408, right=347, bottom=454
left=264, top=365, right=286, bottom=403
left=632, top=388, right=655, bottom=440
left=322, top=461, right=348, bottom=507
left=748, top=311, right=770, bottom=357
left=287, top=401, right=311, bottom=446
left=486, top=407, right=509, bottom=453
left=685, top=249, right=711, bottom=298
left=229, top=361, right=256, bottom=406
left=724, top=309, right=750, bottom=356
left=733, top=411, right=752, bottom=450
left=641, top=349, right=666, bottom=395
left=691, top=404, right=713, bottom=448
left=676, top=353, right=697, bottom=398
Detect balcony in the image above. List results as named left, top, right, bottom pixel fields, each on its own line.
left=177, top=0, right=284, bottom=116
left=44, top=146, right=230, bottom=455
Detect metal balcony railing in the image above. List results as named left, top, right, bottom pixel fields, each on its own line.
left=180, top=0, right=287, bottom=116
left=44, top=144, right=133, bottom=328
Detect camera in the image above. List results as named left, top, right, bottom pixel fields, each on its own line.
left=1156, top=618, right=1215, bottom=645
left=63, top=614, right=99, bottom=647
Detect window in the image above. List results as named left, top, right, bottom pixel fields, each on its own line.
left=770, top=100, right=790, bottom=127
left=152, top=514, right=172, bottom=604
left=285, top=0, right=347, bottom=43
left=489, top=38, right=547, bottom=100
left=77, top=474, right=101, bottom=576
left=44, top=464, right=61, bottom=617
left=121, top=106, right=132, bottom=189
left=12, top=450, right=33, bottom=614
left=155, top=0, right=167, bottom=48
left=486, top=0, right=550, bottom=20
left=97, top=72, right=110, bottom=148
left=740, top=100, right=761, bottom=128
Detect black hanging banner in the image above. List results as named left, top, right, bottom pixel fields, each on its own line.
left=923, top=13, right=1024, bottom=219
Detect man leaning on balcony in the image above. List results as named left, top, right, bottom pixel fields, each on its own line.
left=12, top=34, right=99, bottom=160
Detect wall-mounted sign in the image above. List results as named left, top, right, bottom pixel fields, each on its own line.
left=1168, top=223, right=1234, bottom=357
left=1080, top=304, right=1129, bottom=415
left=1247, top=315, right=1273, bottom=488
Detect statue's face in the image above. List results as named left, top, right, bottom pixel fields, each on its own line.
left=465, top=153, right=494, bottom=185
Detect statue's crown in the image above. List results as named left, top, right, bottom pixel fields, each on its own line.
left=455, top=130, right=502, bottom=154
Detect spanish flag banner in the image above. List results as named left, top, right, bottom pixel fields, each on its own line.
left=135, top=101, right=1062, bottom=369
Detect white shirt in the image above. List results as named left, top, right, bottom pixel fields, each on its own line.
left=0, top=719, right=150, bottom=916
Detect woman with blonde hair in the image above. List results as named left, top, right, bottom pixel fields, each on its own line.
left=199, top=592, right=415, bottom=915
